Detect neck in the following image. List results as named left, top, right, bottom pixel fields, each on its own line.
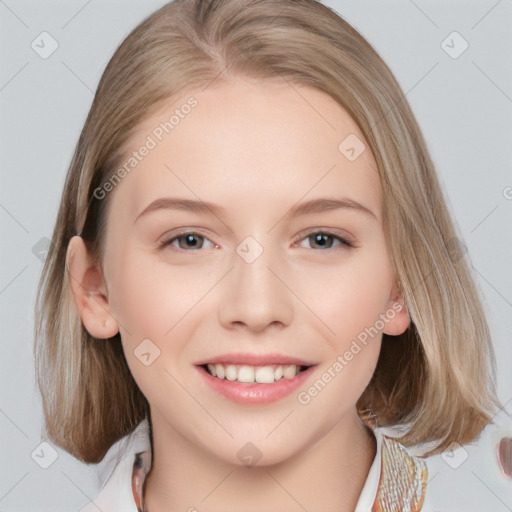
left=143, top=411, right=377, bottom=512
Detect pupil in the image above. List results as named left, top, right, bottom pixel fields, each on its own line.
left=182, top=234, right=201, bottom=249
left=312, top=233, right=331, bottom=248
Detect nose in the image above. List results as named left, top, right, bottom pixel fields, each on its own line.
left=217, top=241, right=294, bottom=333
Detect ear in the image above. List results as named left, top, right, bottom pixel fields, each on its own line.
left=65, top=235, right=119, bottom=339
left=382, top=281, right=410, bottom=336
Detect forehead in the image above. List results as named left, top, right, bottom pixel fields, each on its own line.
left=110, top=77, right=381, bottom=220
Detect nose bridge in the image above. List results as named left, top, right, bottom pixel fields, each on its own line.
left=217, top=235, right=294, bottom=331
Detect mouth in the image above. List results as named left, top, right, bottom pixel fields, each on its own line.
left=199, top=363, right=311, bottom=384
left=196, top=361, right=317, bottom=405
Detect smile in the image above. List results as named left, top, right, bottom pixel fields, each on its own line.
left=203, top=363, right=309, bottom=383
left=196, top=363, right=316, bottom=405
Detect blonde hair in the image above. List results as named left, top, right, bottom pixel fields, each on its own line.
left=34, top=0, right=499, bottom=464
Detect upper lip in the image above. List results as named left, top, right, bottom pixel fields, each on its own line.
left=196, top=353, right=315, bottom=367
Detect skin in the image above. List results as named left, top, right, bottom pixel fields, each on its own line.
left=67, top=77, right=410, bottom=512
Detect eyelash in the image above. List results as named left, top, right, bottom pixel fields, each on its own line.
left=158, top=229, right=354, bottom=252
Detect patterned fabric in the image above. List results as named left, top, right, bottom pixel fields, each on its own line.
left=131, top=432, right=428, bottom=511
left=372, top=435, right=428, bottom=511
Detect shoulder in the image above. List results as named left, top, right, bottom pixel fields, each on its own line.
left=355, top=427, right=428, bottom=512
left=360, top=412, right=512, bottom=511
left=421, top=414, right=512, bottom=511
left=377, top=431, right=428, bottom=510
left=80, top=454, right=139, bottom=512
left=79, top=419, right=151, bottom=512
left=79, top=416, right=512, bottom=511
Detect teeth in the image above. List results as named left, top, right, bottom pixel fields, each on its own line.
left=215, top=364, right=225, bottom=379
left=255, top=366, right=275, bottom=384
left=283, top=365, right=297, bottom=379
left=225, top=364, right=237, bottom=381
left=205, top=363, right=304, bottom=383
left=238, top=365, right=255, bottom=382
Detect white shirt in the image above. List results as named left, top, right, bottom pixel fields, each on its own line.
left=80, top=411, right=512, bottom=512
left=79, top=417, right=511, bottom=512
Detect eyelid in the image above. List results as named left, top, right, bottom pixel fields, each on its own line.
left=292, top=228, right=355, bottom=248
left=159, top=227, right=355, bottom=251
left=158, top=228, right=217, bottom=250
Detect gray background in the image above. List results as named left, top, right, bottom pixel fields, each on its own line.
left=1, top=0, right=511, bottom=510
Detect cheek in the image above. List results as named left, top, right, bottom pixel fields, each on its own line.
left=293, top=256, right=390, bottom=414
left=107, top=247, right=207, bottom=338
left=294, top=252, right=393, bottom=346
left=106, top=249, right=205, bottom=395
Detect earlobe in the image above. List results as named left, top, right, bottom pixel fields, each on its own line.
left=65, top=235, right=119, bottom=339
left=383, top=287, right=411, bottom=336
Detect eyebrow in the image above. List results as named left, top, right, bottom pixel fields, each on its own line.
left=134, top=196, right=377, bottom=224
left=134, top=197, right=225, bottom=224
left=287, top=197, right=377, bottom=220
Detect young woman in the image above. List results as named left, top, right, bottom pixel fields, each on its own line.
left=34, top=1, right=500, bottom=510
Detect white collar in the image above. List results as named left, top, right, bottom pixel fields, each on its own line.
left=83, top=419, right=428, bottom=512
left=354, top=427, right=383, bottom=511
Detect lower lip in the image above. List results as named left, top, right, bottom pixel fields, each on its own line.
left=196, top=365, right=316, bottom=405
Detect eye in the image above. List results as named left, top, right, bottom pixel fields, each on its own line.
left=294, top=230, right=354, bottom=250
left=159, top=229, right=354, bottom=252
left=160, top=232, right=216, bottom=251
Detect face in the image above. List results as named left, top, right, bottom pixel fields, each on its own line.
left=76, top=77, right=409, bottom=466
